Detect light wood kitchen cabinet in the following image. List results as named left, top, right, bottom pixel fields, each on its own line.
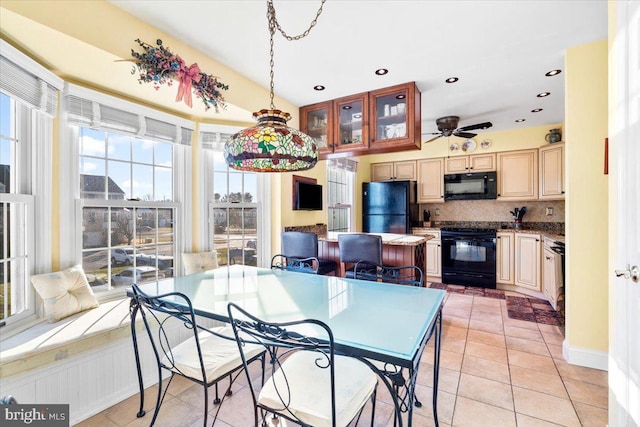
left=417, top=158, right=445, bottom=203
left=542, top=237, right=562, bottom=308
left=497, top=149, right=538, bottom=200
left=371, top=160, right=416, bottom=181
left=445, top=153, right=496, bottom=174
left=414, top=229, right=441, bottom=280
left=539, top=143, right=565, bottom=200
left=496, top=231, right=515, bottom=285
left=515, top=232, right=541, bottom=291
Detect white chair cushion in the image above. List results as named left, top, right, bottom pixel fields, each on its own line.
left=258, top=351, right=377, bottom=427
left=163, top=325, right=262, bottom=383
left=30, top=265, right=99, bottom=322
left=182, top=251, right=218, bottom=275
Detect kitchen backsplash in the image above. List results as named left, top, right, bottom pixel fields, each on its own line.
left=419, top=200, right=565, bottom=223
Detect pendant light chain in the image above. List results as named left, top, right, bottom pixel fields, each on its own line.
left=267, top=0, right=327, bottom=109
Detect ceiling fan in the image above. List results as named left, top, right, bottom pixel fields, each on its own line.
left=422, top=116, right=493, bottom=143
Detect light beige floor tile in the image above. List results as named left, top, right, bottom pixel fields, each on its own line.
left=468, top=318, right=504, bottom=335
left=103, top=386, right=159, bottom=426
left=417, top=364, right=461, bottom=394
left=563, top=378, right=608, bottom=408
left=515, top=413, right=564, bottom=426
left=124, top=397, right=202, bottom=427
left=554, top=359, right=608, bottom=387
left=443, top=306, right=471, bottom=318
left=464, top=340, right=508, bottom=364
left=443, top=315, right=469, bottom=329
left=467, top=329, right=506, bottom=348
left=504, top=325, right=544, bottom=342
left=355, top=397, right=395, bottom=427
left=573, top=402, right=609, bottom=427
left=546, top=343, right=566, bottom=361
left=537, top=323, right=565, bottom=335
left=503, top=317, right=540, bottom=331
left=471, top=304, right=502, bottom=315
left=437, top=349, right=464, bottom=371
left=441, top=337, right=466, bottom=354
left=513, top=386, right=581, bottom=427
left=411, top=384, right=456, bottom=425
left=461, top=354, right=511, bottom=384
left=75, top=413, right=119, bottom=427
left=457, top=373, right=514, bottom=410
left=473, top=296, right=502, bottom=308
left=213, top=386, right=259, bottom=426
left=541, top=330, right=565, bottom=345
left=470, top=311, right=503, bottom=323
left=507, top=349, right=557, bottom=374
left=509, top=365, right=568, bottom=398
left=442, top=325, right=468, bottom=340
left=452, top=396, right=516, bottom=427
left=505, top=335, right=551, bottom=356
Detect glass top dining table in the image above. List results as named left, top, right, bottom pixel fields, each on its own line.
left=130, top=265, right=446, bottom=426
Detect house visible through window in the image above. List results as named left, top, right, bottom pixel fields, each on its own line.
left=327, top=159, right=356, bottom=232
left=77, top=128, right=176, bottom=292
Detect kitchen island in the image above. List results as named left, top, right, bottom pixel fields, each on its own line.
left=318, top=232, right=433, bottom=284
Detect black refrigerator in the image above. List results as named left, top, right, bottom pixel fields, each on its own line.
left=362, top=181, right=418, bottom=233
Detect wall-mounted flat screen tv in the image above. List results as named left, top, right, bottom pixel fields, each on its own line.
left=295, top=182, right=323, bottom=210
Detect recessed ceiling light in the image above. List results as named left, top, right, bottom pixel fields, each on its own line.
left=313, top=85, right=325, bottom=91
left=353, top=114, right=362, bottom=119
left=515, top=119, right=526, bottom=123
left=531, top=108, right=543, bottom=113
left=395, top=94, right=406, bottom=99
left=445, top=77, right=459, bottom=83
left=343, top=105, right=352, bottom=110
left=545, top=69, right=562, bottom=77
left=537, top=92, right=551, bottom=98
left=375, top=68, right=388, bottom=76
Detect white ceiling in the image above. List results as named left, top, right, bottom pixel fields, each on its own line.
left=109, top=0, right=607, bottom=137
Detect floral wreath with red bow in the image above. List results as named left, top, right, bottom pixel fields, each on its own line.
left=130, top=39, right=228, bottom=112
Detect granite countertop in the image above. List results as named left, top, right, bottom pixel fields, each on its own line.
left=319, top=232, right=432, bottom=246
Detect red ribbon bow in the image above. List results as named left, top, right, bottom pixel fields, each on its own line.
left=176, top=62, right=202, bottom=108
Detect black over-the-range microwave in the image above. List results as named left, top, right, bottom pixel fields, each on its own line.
left=444, top=171, right=498, bottom=201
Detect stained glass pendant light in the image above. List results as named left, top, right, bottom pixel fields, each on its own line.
left=225, top=0, right=326, bottom=172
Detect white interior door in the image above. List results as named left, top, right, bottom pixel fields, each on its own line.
left=609, top=1, right=639, bottom=426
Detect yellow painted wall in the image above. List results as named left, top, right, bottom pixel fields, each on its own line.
left=564, top=40, right=608, bottom=353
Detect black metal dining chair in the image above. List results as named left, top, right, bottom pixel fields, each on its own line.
left=129, top=284, right=265, bottom=426
left=278, top=231, right=338, bottom=275
left=354, top=261, right=424, bottom=287
left=227, top=302, right=377, bottom=427
left=338, top=233, right=383, bottom=279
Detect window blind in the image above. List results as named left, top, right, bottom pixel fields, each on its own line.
left=328, top=158, right=358, bottom=172
left=65, top=85, right=194, bottom=145
left=0, top=41, right=62, bottom=117
left=200, top=130, right=236, bottom=151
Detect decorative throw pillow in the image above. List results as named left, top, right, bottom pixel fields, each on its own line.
left=182, top=252, right=218, bottom=275
left=31, top=265, right=99, bottom=322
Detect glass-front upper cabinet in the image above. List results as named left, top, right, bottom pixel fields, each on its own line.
left=332, top=92, right=369, bottom=154
left=300, top=101, right=333, bottom=156
left=369, top=82, right=421, bottom=153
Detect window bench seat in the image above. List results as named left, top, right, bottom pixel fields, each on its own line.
left=0, top=298, right=133, bottom=379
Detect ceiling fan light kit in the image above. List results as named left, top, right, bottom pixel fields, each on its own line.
left=423, top=115, right=493, bottom=144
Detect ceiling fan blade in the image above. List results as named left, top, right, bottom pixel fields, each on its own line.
left=454, top=131, right=477, bottom=139
left=458, top=121, right=493, bottom=132
left=424, top=135, right=443, bottom=143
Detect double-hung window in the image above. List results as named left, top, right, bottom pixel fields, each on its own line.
left=199, top=126, right=269, bottom=268
left=64, top=84, right=193, bottom=294
left=0, top=41, right=61, bottom=330
left=327, top=158, right=357, bottom=232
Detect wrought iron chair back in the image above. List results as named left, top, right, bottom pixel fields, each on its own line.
left=130, top=284, right=264, bottom=426
left=227, top=302, right=377, bottom=427
left=354, top=262, right=424, bottom=287
left=270, top=254, right=319, bottom=274
left=338, top=233, right=383, bottom=279
left=281, top=231, right=338, bottom=275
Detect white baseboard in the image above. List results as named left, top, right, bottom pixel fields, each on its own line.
left=562, top=340, right=609, bottom=371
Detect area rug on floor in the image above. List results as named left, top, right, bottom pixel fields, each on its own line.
left=428, top=283, right=564, bottom=326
